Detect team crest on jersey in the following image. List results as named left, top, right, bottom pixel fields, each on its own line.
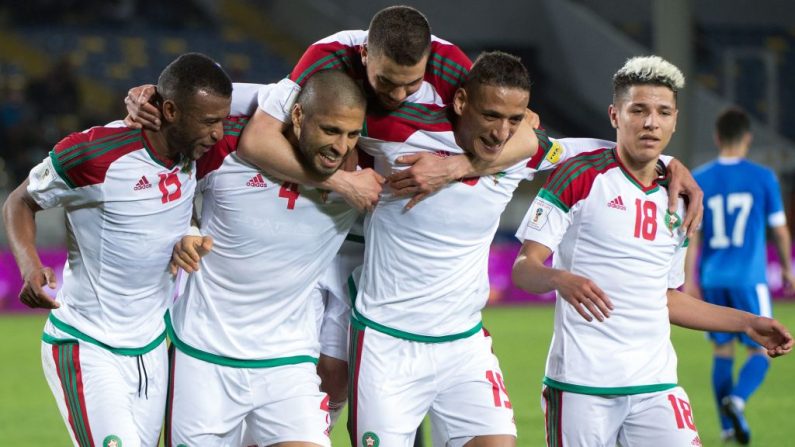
left=665, top=209, right=682, bottom=235
left=103, top=435, right=122, bottom=447
left=528, top=201, right=552, bottom=230
left=362, top=432, right=380, bottom=447
left=545, top=140, right=563, bottom=164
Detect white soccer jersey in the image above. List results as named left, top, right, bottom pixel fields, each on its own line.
left=259, top=30, right=471, bottom=122
left=27, top=121, right=195, bottom=351
left=516, top=148, right=688, bottom=394
left=168, top=116, right=359, bottom=364
left=352, top=108, right=614, bottom=339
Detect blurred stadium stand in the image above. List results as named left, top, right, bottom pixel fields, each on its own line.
left=1, top=0, right=795, bottom=248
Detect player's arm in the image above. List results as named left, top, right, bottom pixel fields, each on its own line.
left=681, top=230, right=702, bottom=299
left=667, top=289, right=793, bottom=357
left=512, top=240, right=612, bottom=322
left=2, top=180, right=59, bottom=309
left=238, top=109, right=384, bottom=212
left=389, top=110, right=540, bottom=209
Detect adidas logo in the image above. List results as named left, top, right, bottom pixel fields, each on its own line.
left=246, top=173, right=267, bottom=188
left=607, top=195, right=626, bottom=210
left=133, top=176, right=152, bottom=191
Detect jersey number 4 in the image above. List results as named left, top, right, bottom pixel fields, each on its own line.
left=706, top=193, right=753, bottom=248
left=279, top=182, right=300, bottom=210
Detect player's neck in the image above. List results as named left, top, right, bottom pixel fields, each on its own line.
left=718, top=144, right=747, bottom=159
left=615, top=148, right=659, bottom=186
left=143, top=128, right=179, bottom=163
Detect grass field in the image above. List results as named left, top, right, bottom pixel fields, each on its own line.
left=2, top=303, right=794, bottom=446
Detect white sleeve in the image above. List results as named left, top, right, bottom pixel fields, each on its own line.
left=230, top=83, right=267, bottom=115
left=535, top=138, right=616, bottom=173
left=259, top=78, right=301, bottom=123
left=515, top=193, right=572, bottom=253
left=26, top=156, right=85, bottom=209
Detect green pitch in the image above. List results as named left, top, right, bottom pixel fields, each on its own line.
left=2, top=303, right=794, bottom=445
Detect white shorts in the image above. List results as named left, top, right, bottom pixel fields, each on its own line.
left=311, top=238, right=363, bottom=361
left=349, top=323, right=516, bottom=447
left=41, top=338, right=167, bottom=447
left=166, top=348, right=331, bottom=447
left=541, top=385, right=702, bottom=446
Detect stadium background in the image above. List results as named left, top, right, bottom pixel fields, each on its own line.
left=0, top=0, right=793, bottom=445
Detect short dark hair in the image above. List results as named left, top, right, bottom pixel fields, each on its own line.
left=296, top=69, right=366, bottom=116
left=157, top=53, right=233, bottom=105
left=612, top=56, right=684, bottom=105
left=367, top=6, right=431, bottom=66
left=716, top=107, right=751, bottom=145
left=464, top=51, right=531, bottom=94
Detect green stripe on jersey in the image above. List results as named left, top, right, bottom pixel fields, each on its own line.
left=49, top=150, right=77, bottom=189
left=56, top=129, right=139, bottom=162
left=295, top=49, right=349, bottom=85
left=546, top=150, right=614, bottom=195
left=164, top=311, right=318, bottom=368
left=428, top=58, right=466, bottom=83
left=46, top=313, right=166, bottom=356
left=61, top=135, right=142, bottom=171
left=538, top=188, right=569, bottom=213
left=430, top=53, right=469, bottom=77
left=347, top=276, right=483, bottom=343
left=544, top=376, right=677, bottom=395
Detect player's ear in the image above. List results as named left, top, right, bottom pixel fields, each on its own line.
left=452, top=87, right=467, bottom=117
left=608, top=104, right=618, bottom=128
left=361, top=45, right=368, bottom=66
left=291, top=103, right=303, bottom=139
left=162, top=100, right=178, bottom=123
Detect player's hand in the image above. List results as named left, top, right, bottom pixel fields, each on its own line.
left=553, top=271, right=613, bottom=322
left=666, top=159, right=703, bottom=237
left=745, top=316, right=793, bottom=357
left=681, top=282, right=702, bottom=300
left=389, top=152, right=469, bottom=210
left=332, top=169, right=384, bottom=213
left=123, top=84, right=161, bottom=131
left=169, top=235, right=213, bottom=275
left=19, top=266, right=60, bottom=309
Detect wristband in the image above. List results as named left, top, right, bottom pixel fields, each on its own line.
left=186, top=225, right=202, bottom=237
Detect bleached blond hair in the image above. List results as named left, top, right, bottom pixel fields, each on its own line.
left=612, top=55, right=685, bottom=103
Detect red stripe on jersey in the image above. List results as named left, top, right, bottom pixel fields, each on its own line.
left=425, top=41, right=472, bottom=103
left=53, top=126, right=145, bottom=188
left=196, top=116, right=249, bottom=180
left=365, top=106, right=453, bottom=142
left=543, top=148, right=617, bottom=209
left=290, top=41, right=365, bottom=86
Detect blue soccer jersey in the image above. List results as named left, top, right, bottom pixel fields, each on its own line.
left=694, top=158, right=786, bottom=288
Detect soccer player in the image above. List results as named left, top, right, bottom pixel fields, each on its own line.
left=163, top=70, right=375, bottom=446
left=2, top=53, right=232, bottom=447
left=512, top=56, right=793, bottom=447
left=682, top=107, right=795, bottom=444
left=344, top=51, right=621, bottom=447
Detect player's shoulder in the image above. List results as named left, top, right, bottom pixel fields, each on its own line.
left=541, top=148, right=618, bottom=208
left=50, top=121, right=144, bottom=188
left=553, top=147, right=617, bottom=176
left=315, top=29, right=367, bottom=46
left=196, top=115, right=250, bottom=180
